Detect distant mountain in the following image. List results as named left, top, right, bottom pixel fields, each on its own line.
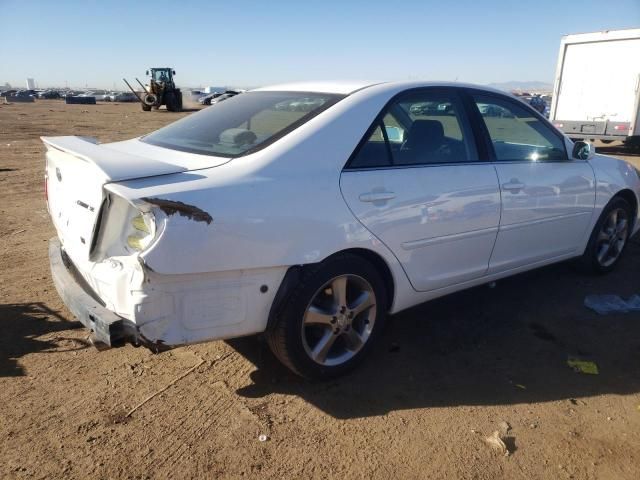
left=487, top=81, right=553, bottom=92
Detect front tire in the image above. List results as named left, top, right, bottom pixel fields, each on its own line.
left=165, top=91, right=181, bottom=112
left=266, top=254, right=387, bottom=379
left=578, top=197, right=632, bottom=273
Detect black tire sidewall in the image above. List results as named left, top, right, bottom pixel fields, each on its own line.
left=165, top=92, right=179, bottom=111
left=276, top=255, right=388, bottom=379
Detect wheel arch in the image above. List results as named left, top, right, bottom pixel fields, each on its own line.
left=614, top=188, right=638, bottom=229
left=265, top=248, right=396, bottom=332
left=336, top=248, right=395, bottom=310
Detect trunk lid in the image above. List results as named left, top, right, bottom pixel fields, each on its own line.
left=43, top=135, right=228, bottom=262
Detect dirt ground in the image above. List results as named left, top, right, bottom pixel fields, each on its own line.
left=1, top=100, right=640, bottom=480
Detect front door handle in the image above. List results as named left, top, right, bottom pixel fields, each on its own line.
left=502, top=180, right=525, bottom=193
left=359, top=191, right=396, bottom=203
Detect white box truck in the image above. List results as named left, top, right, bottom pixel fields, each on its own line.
left=549, top=28, right=640, bottom=146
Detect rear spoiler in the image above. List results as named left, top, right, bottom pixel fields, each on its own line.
left=41, top=136, right=189, bottom=182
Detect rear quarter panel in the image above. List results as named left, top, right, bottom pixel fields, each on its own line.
left=106, top=85, right=420, bottom=312
left=587, top=154, right=640, bottom=239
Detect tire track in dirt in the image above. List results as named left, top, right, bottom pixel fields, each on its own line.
left=131, top=354, right=265, bottom=477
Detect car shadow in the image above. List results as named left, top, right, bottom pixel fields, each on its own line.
left=0, top=303, right=86, bottom=377
left=231, top=240, right=640, bottom=419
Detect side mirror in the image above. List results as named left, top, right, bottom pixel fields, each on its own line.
left=145, top=70, right=149, bottom=76
left=572, top=140, right=595, bottom=160
left=385, top=126, right=404, bottom=143
left=172, top=70, right=176, bottom=75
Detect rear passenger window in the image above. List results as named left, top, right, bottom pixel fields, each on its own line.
left=348, top=125, right=392, bottom=168
left=403, top=100, right=464, bottom=140
left=473, top=94, right=567, bottom=162
left=347, top=90, right=477, bottom=169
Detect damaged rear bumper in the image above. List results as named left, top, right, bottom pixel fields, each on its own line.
left=49, top=237, right=139, bottom=348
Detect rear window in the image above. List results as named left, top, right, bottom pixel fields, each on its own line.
left=142, top=91, right=344, bottom=157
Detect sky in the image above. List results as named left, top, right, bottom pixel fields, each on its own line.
left=1, top=0, right=638, bottom=90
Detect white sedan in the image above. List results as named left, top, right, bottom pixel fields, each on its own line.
left=44, top=81, right=640, bottom=378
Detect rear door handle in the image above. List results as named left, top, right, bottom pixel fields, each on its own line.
left=359, top=191, right=396, bottom=203
left=502, top=181, right=525, bottom=193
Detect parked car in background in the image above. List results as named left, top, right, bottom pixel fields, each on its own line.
left=60, top=90, right=83, bottom=99
left=94, top=91, right=112, bottom=101
left=198, top=91, right=223, bottom=105
left=38, top=90, right=61, bottom=99
left=479, top=103, right=515, bottom=118
left=289, top=97, right=326, bottom=112
left=200, top=90, right=240, bottom=106
left=44, top=81, right=640, bottom=379
left=274, top=96, right=326, bottom=112
left=101, top=92, right=118, bottom=102
left=529, top=95, right=547, bottom=114
left=409, top=102, right=436, bottom=115
left=111, top=92, right=138, bottom=102
left=408, top=101, right=453, bottom=115
left=211, top=91, right=239, bottom=105
left=14, top=89, right=37, bottom=98
left=77, top=90, right=111, bottom=101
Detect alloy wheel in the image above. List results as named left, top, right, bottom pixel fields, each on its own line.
left=301, top=274, right=377, bottom=367
left=595, top=207, right=629, bottom=267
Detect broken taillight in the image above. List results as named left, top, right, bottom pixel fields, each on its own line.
left=127, top=212, right=156, bottom=252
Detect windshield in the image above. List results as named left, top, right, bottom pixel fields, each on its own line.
left=152, top=69, right=171, bottom=82
left=141, top=91, right=344, bottom=157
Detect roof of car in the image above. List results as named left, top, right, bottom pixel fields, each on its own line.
left=253, top=81, right=378, bottom=95
left=252, top=81, right=513, bottom=97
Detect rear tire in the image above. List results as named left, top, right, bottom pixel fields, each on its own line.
left=266, top=254, right=387, bottom=379
left=624, top=136, right=640, bottom=150
left=577, top=197, right=633, bottom=274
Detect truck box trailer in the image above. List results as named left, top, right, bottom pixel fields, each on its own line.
left=549, top=28, right=640, bottom=145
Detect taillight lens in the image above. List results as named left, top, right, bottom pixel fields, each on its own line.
left=126, top=211, right=156, bottom=252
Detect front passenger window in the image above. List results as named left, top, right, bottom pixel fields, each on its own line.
left=473, top=94, right=567, bottom=162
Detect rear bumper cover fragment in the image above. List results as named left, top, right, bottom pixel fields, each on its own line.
left=49, top=237, right=138, bottom=347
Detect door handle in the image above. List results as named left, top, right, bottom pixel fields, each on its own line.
left=359, top=191, right=396, bottom=203
left=502, top=181, right=525, bottom=193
